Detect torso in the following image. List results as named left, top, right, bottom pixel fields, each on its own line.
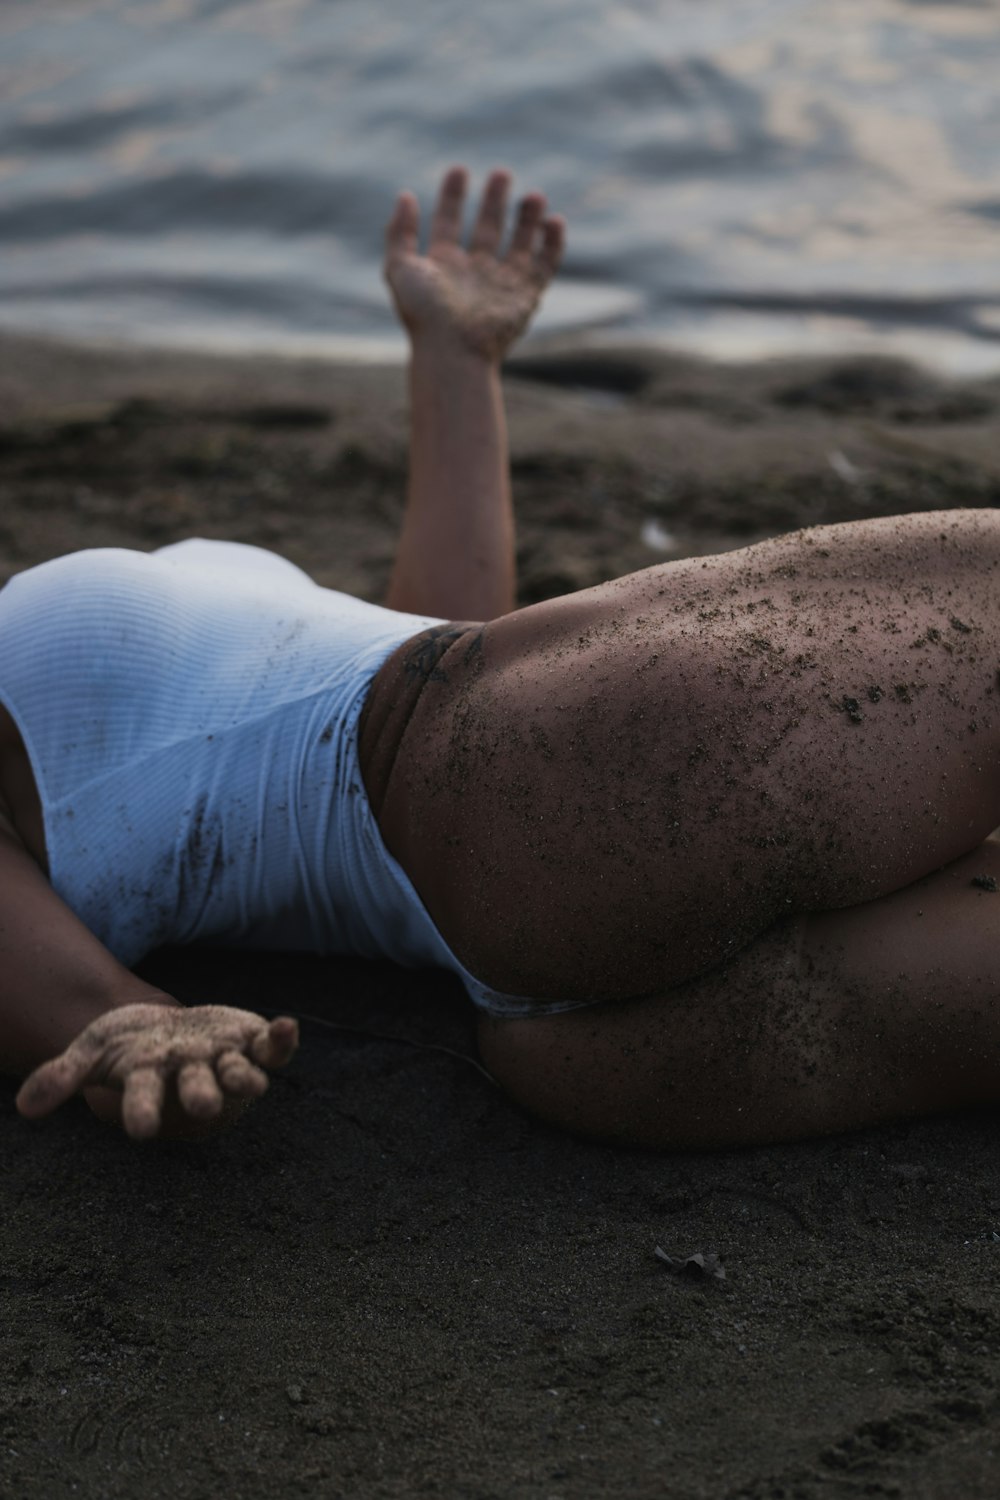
left=0, top=543, right=448, bottom=966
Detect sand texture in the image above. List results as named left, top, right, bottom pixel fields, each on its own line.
left=2, top=332, right=1000, bottom=1499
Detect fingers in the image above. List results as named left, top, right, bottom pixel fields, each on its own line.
left=429, top=164, right=468, bottom=248
left=121, top=1066, right=166, bottom=1140
left=384, top=189, right=419, bottom=264
left=393, top=165, right=564, bottom=277
left=507, top=197, right=564, bottom=284
left=177, top=1061, right=224, bottom=1120
left=469, top=169, right=512, bottom=255
left=250, top=1015, right=300, bottom=1070
left=16, top=1006, right=296, bottom=1140
left=469, top=174, right=563, bottom=274
left=15, top=1042, right=100, bottom=1119
left=537, top=214, right=566, bottom=282
left=507, top=190, right=546, bottom=260
left=216, top=1050, right=269, bottom=1098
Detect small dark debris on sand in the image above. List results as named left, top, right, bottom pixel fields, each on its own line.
left=655, top=1247, right=727, bottom=1282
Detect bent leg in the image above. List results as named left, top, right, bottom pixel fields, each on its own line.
left=479, top=837, right=1000, bottom=1148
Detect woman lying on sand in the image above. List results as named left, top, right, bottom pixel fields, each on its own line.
left=4, top=167, right=1000, bottom=1149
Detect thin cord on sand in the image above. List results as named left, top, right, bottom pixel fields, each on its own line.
left=270, top=1010, right=498, bottom=1086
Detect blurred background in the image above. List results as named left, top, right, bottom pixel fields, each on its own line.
left=1, top=0, right=1000, bottom=372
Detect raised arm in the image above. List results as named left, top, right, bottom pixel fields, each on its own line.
left=1, top=825, right=297, bottom=1139
left=383, top=166, right=564, bottom=621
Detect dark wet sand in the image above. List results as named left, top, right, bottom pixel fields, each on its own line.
left=2, top=332, right=1000, bottom=1499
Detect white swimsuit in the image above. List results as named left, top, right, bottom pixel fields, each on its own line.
left=0, top=540, right=540, bottom=1017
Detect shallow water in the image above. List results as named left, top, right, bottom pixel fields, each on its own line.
left=2, top=0, right=1000, bottom=371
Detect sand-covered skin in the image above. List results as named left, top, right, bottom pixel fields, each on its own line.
left=2, top=332, right=1000, bottom=1498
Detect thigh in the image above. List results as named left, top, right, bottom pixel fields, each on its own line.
left=391, top=509, right=1000, bottom=1000
left=478, top=836, right=1000, bottom=1149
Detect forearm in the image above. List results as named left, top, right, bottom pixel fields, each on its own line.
left=3, top=831, right=298, bottom=1138
left=385, top=339, right=515, bottom=621
left=0, top=830, right=176, bottom=1079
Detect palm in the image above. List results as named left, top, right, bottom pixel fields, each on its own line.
left=17, top=1002, right=299, bottom=1139
left=385, top=167, right=565, bottom=362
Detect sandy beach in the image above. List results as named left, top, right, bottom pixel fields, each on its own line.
left=2, top=330, right=1000, bottom=1499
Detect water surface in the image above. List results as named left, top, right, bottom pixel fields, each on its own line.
left=2, top=0, right=1000, bottom=370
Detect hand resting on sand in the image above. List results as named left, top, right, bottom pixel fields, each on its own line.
left=384, top=164, right=565, bottom=362
left=16, top=1004, right=299, bottom=1140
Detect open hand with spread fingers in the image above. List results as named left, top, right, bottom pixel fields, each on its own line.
left=384, top=164, right=565, bottom=363
left=15, top=1003, right=299, bottom=1140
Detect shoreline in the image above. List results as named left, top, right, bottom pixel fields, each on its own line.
left=2, top=329, right=999, bottom=600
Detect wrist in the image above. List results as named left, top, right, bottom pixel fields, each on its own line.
left=28, top=977, right=182, bottom=1076
left=105, top=978, right=182, bottom=1016
left=408, top=330, right=501, bottom=373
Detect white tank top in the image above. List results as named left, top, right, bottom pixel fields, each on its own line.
left=0, top=541, right=442, bottom=962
